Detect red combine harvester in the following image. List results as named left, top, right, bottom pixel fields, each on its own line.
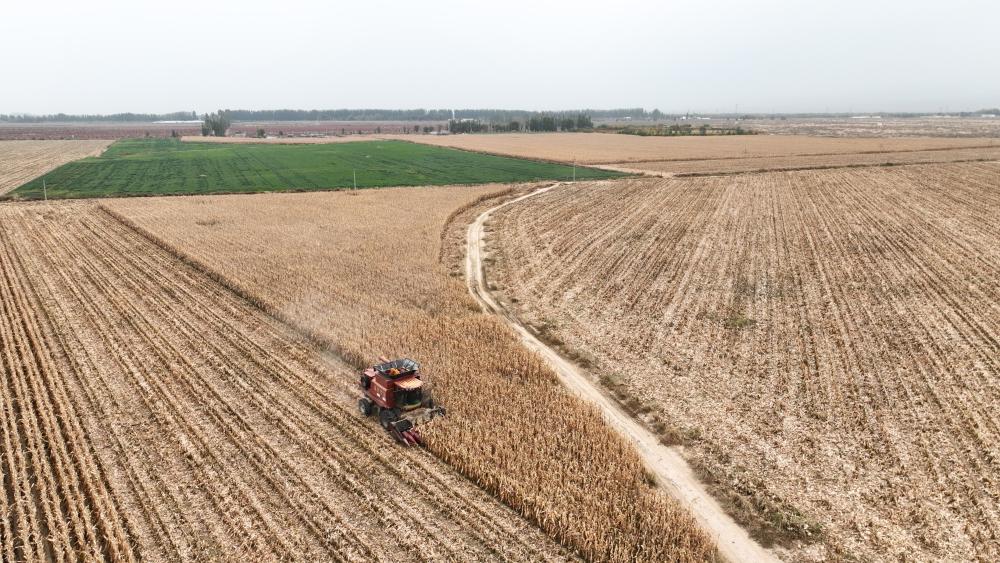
left=358, top=357, right=446, bottom=446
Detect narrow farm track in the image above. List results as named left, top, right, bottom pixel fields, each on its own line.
left=466, top=183, right=778, bottom=563
left=0, top=203, right=574, bottom=562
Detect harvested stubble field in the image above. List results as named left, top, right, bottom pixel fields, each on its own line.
left=627, top=145, right=1000, bottom=175
left=102, top=185, right=717, bottom=562
left=743, top=117, right=1000, bottom=138
left=486, top=163, right=1000, bottom=561
left=398, top=131, right=996, bottom=164
left=0, top=202, right=576, bottom=561
left=0, top=140, right=111, bottom=195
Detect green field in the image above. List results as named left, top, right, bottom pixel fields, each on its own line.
left=11, top=138, right=622, bottom=199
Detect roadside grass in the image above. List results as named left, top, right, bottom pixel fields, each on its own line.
left=10, top=138, right=622, bottom=200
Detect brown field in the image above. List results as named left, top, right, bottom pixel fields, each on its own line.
left=397, top=132, right=997, bottom=164
left=744, top=116, right=1000, bottom=138
left=0, top=202, right=579, bottom=561
left=0, top=140, right=111, bottom=194
left=627, top=145, right=1000, bottom=175
left=100, top=185, right=717, bottom=562
left=0, top=122, right=201, bottom=140
left=486, top=162, right=1000, bottom=561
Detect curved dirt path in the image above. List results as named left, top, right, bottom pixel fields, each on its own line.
left=465, top=183, right=780, bottom=563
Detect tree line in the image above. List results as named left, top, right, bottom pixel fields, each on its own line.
left=0, top=111, right=199, bottom=123
left=448, top=114, right=593, bottom=134
left=1, top=108, right=650, bottom=123
left=7, top=108, right=1000, bottom=124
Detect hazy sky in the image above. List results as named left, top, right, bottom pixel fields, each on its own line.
left=2, top=0, right=997, bottom=115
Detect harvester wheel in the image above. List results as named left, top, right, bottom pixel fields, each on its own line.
left=358, top=398, right=373, bottom=416
left=379, top=409, right=399, bottom=430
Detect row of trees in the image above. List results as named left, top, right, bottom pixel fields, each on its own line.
left=0, top=108, right=649, bottom=123
left=201, top=111, right=231, bottom=136
left=448, top=114, right=593, bottom=134
left=528, top=114, right=593, bottom=131
left=618, top=124, right=754, bottom=137
left=223, top=108, right=636, bottom=123
left=7, top=108, right=1000, bottom=124
left=0, top=111, right=199, bottom=123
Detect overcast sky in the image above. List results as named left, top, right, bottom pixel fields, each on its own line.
left=2, top=0, right=997, bottom=115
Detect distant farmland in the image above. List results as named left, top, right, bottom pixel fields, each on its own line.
left=10, top=138, right=620, bottom=199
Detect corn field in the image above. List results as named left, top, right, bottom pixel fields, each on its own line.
left=0, top=201, right=576, bottom=561
left=103, top=185, right=718, bottom=562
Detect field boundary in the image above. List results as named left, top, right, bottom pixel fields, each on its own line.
left=593, top=142, right=1000, bottom=165
left=465, top=183, right=778, bottom=563
left=397, top=137, right=642, bottom=173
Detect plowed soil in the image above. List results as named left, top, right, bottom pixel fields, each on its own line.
left=626, top=146, right=1000, bottom=175
left=397, top=132, right=995, bottom=164
left=486, top=162, right=1000, bottom=561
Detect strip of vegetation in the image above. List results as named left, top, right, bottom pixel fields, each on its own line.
left=616, top=124, right=756, bottom=136
left=9, top=138, right=621, bottom=200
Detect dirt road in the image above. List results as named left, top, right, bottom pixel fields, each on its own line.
left=465, top=183, right=779, bottom=563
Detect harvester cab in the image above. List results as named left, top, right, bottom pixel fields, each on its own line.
left=358, top=357, right=446, bottom=446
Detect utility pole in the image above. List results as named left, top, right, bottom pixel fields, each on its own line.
left=43, top=177, right=47, bottom=202
left=572, top=159, right=576, bottom=182
left=353, top=169, right=357, bottom=190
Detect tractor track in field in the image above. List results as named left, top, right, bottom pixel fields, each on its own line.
left=465, top=182, right=779, bottom=563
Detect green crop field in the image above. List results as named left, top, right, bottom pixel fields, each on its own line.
left=10, top=138, right=622, bottom=199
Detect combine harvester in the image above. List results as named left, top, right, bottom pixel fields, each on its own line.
left=358, top=357, right=446, bottom=445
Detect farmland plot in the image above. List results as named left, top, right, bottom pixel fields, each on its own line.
left=12, top=139, right=618, bottom=199
left=0, top=202, right=573, bottom=561
left=486, top=163, right=1000, bottom=561
left=103, top=185, right=717, bottom=562
left=0, top=140, right=111, bottom=194
left=743, top=116, right=1000, bottom=138
left=627, top=145, right=1000, bottom=175
left=398, top=131, right=995, bottom=164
